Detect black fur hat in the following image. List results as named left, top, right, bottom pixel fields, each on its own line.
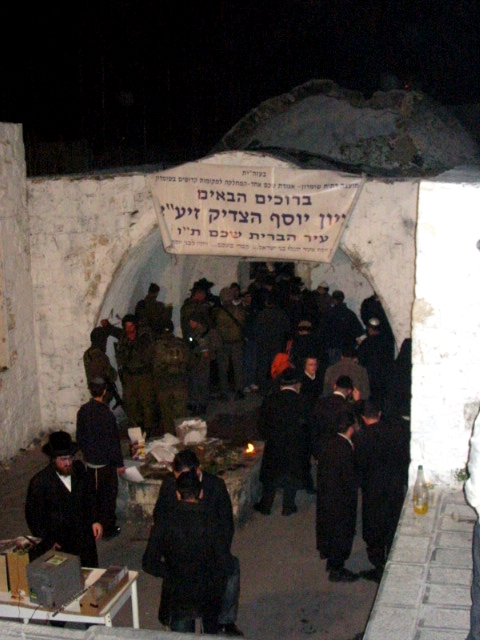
left=42, top=431, right=79, bottom=458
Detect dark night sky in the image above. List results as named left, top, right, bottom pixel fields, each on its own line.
left=2, top=0, right=480, bottom=173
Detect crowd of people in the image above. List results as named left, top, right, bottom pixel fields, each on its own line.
left=80, top=269, right=409, bottom=433
left=23, top=267, right=413, bottom=634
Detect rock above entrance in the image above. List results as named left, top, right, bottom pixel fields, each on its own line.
left=213, top=79, right=479, bottom=177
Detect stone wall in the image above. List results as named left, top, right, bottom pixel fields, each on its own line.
left=412, top=167, right=480, bottom=485
left=0, top=124, right=41, bottom=458
left=27, top=151, right=417, bottom=435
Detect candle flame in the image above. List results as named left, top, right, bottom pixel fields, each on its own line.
left=245, top=443, right=255, bottom=454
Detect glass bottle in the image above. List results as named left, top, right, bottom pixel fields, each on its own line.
left=413, top=465, right=429, bottom=515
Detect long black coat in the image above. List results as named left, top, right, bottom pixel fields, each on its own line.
left=259, top=388, right=308, bottom=487
left=153, top=470, right=234, bottom=547
left=357, top=333, right=394, bottom=406
left=25, top=461, right=98, bottom=567
left=355, top=418, right=409, bottom=552
left=143, top=501, right=233, bottom=628
left=151, top=470, right=235, bottom=625
left=310, top=393, right=351, bottom=458
left=316, top=434, right=358, bottom=560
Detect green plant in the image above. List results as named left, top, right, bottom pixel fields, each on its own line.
left=454, top=465, right=469, bottom=482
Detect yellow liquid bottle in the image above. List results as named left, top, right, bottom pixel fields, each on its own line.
left=413, top=465, right=429, bottom=515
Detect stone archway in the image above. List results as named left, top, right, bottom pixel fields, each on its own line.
left=27, top=150, right=416, bottom=432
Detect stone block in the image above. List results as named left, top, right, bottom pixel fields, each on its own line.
left=364, top=605, right=417, bottom=640
left=122, top=447, right=262, bottom=525
left=423, top=583, right=471, bottom=606
left=428, top=565, right=472, bottom=587
left=435, top=530, right=474, bottom=548
left=390, top=535, right=431, bottom=563
left=414, top=631, right=469, bottom=640
left=430, top=547, right=472, bottom=568
left=377, top=563, right=425, bottom=606
left=418, top=604, right=470, bottom=630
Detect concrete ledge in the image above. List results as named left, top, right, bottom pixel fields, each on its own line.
left=364, top=488, right=474, bottom=640
left=0, top=621, right=221, bottom=640
left=120, top=444, right=264, bottom=525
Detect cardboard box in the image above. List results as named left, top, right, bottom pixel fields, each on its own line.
left=80, top=566, right=129, bottom=615
left=0, top=555, right=8, bottom=592
left=5, top=537, right=42, bottom=596
left=0, top=540, right=17, bottom=592
left=7, top=549, right=31, bottom=595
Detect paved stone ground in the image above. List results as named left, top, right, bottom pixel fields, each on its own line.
left=364, top=487, right=474, bottom=640
left=0, top=395, right=379, bottom=639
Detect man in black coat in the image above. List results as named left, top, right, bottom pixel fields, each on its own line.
left=299, top=356, right=324, bottom=494
left=357, top=317, right=395, bottom=411
left=310, top=375, right=359, bottom=459
left=323, top=290, right=364, bottom=365
left=254, top=367, right=308, bottom=516
left=76, top=377, right=125, bottom=539
left=25, top=431, right=102, bottom=567
left=143, top=469, right=233, bottom=634
left=316, top=409, right=359, bottom=583
left=150, top=449, right=243, bottom=637
left=253, top=294, right=291, bottom=391
left=355, top=400, right=410, bottom=583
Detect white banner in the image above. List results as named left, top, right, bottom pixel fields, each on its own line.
left=149, top=163, right=365, bottom=263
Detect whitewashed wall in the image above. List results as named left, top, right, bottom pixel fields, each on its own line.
left=27, top=151, right=417, bottom=436
left=412, top=168, right=480, bottom=486
left=0, top=124, right=41, bottom=458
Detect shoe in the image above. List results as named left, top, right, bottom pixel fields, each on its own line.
left=281, top=505, right=298, bottom=516
left=243, top=386, right=252, bottom=394
left=328, top=568, right=359, bottom=583
left=249, top=384, right=259, bottom=391
left=103, top=526, right=121, bottom=540
left=360, top=567, right=383, bottom=583
left=253, top=502, right=271, bottom=515
left=218, top=623, right=244, bottom=636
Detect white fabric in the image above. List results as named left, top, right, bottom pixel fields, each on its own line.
left=57, top=473, right=72, bottom=492
left=465, top=414, right=480, bottom=519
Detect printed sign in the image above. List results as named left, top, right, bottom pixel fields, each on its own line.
left=150, top=163, right=364, bottom=262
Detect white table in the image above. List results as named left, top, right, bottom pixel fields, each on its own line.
left=0, top=568, right=139, bottom=628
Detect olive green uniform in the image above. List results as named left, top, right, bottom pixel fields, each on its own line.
left=153, top=332, right=189, bottom=434
left=116, top=326, right=155, bottom=436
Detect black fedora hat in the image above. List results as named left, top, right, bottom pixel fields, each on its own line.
left=42, top=431, right=79, bottom=458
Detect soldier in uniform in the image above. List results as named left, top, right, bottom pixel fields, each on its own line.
left=180, top=282, right=212, bottom=337
left=153, top=322, right=189, bottom=434
left=83, top=325, right=122, bottom=408
left=135, top=282, right=172, bottom=340
left=184, top=311, right=212, bottom=415
left=116, top=314, right=156, bottom=437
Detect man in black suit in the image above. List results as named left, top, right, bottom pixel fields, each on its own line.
left=254, top=367, right=308, bottom=516
left=316, top=409, right=359, bottom=583
left=25, top=431, right=102, bottom=567
left=143, top=469, right=233, bottom=633
left=310, top=375, right=359, bottom=458
left=355, top=400, right=410, bottom=583
left=150, top=449, right=243, bottom=636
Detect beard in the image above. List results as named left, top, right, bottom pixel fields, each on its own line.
left=54, top=463, right=73, bottom=476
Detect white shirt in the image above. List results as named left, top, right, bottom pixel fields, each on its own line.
left=57, top=473, right=72, bottom=492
